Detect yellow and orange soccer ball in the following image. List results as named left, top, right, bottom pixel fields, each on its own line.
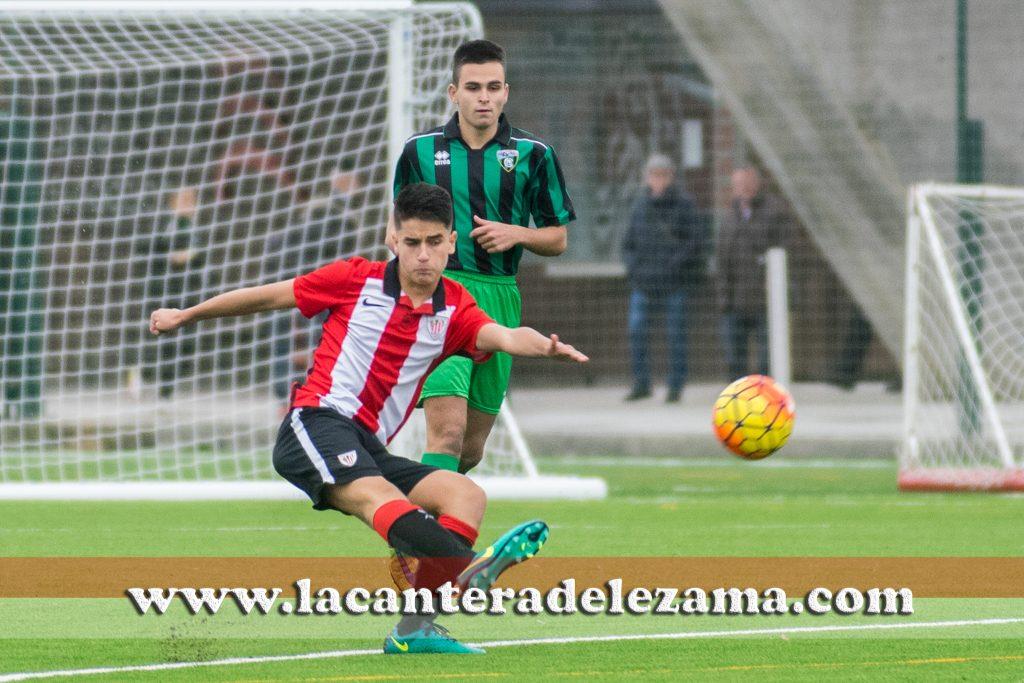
left=712, top=375, right=795, bottom=460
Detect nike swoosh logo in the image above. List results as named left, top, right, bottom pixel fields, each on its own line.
left=389, top=636, right=409, bottom=652
left=362, top=297, right=387, bottom=308
left=463, top=546, right=494, bottom=575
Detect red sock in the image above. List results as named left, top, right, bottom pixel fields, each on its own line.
left=371, top=501, right=474, bottom=592
left=371, top=499, right=420, bottom=542
left=438, top=514, right=478, bottom=548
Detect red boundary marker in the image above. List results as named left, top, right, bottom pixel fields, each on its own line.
left=899, top=468, right=1024, bottom=491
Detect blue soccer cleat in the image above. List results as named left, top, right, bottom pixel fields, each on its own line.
left=457, top=519, right=549, bottom=592
left=383, top=623, right=484, bottom=654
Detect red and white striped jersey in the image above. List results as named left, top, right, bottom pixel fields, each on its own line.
left=291, top=257, right=494, bottom=443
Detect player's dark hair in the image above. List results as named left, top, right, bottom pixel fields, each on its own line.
left=451, top=39, right=505, bottom=86
left=394, top=183, right=453, bottom=230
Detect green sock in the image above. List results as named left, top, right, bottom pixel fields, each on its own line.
left=421, top=452, right=459, bottom=471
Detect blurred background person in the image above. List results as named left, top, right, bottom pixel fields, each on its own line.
left=264, top=165, right=364, bottom=410
left=829, top=306, right=900, bottom=393
left=716, top=165, right=790, bottom=380
left=829, top=306, right=873, bottom=391
left=142, top=186, right=203, bottom=398
left=621, top=153, right=703, bottom=403
left=0, top=110, right=43, bottom=419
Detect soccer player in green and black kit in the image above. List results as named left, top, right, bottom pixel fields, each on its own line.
left=390, top=39, right=575, bottom=476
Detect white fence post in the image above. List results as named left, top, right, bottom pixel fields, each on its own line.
left=766, top=247, right=791, bottom=387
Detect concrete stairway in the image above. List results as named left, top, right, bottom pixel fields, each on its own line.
left=660, top=0, right=906, bottom=355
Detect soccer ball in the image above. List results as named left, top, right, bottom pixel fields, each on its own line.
left=712, top=375, right=795, bottom=460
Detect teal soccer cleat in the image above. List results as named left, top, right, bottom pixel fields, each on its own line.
left=383, top=623, right=484, bottom=654
left=457, top=519, right=549, bottom=592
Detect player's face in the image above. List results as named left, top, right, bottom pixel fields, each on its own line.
left=394, top=217, right=456, bottom=289
left=448, top=62, right=508, bottom=132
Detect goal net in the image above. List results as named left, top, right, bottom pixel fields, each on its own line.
left=0, top=2, right=604, bottom=500
left=901, top=183, right=1024, bottom=491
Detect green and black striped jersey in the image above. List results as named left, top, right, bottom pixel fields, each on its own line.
left=393, top=113, right=575, bottom=276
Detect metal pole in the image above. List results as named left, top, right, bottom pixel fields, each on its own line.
left=954, top=0, right=985, bottom=437
left=766, top=247, right=791, bottom=387
left=387, top=13, right=413, bottom=205
left=955, top=0, right=967, bottom=140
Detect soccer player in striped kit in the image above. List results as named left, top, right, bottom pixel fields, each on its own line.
left=149, top=183, right=587, bottom=654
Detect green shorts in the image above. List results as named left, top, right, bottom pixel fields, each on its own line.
left=420, top=269, right=521, bottom=415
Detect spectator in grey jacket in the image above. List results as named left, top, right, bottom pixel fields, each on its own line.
left=621, top=154, right=703, bottom=403
left=716, top=165, right=790, bottom=380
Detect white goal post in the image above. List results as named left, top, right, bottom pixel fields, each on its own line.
left=901, top=183, right=1024, bottom=491
left=0, top=1, right=606, bottom=500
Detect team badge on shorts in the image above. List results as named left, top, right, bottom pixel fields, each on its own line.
left=336, top=450, right=358, bottom=467
left=427, top=317, right=447, bottom=340
left=497, top=149, right=519, bottom=173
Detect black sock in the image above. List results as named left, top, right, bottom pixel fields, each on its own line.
left=446, top=531, right=473, bottom=551
left=386, top=509, right=475, bottom=564
left=387, top=511, right=474, bottom=636
left=388, top=510, right=474, bottom=591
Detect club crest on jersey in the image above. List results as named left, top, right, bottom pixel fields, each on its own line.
left=497, top=149, right=519, bottom=172
left=427, top=317, right=447, bottom=340
left=336, top=450, right=358, bottom=467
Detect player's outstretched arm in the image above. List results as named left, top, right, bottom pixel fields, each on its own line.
left=149, top=279, right=296, bottom=335
left=475, top=323, right=588, bottom=363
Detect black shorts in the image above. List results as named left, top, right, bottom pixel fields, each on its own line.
left=273, top=407, right=438, bottom=511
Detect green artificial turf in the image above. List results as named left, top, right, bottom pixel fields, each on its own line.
left=2, top=457, right=1022, bottom=681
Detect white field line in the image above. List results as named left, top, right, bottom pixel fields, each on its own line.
left=1, top=618, right=1022, bottom=682
left=545, top=456, right=892, bottom=469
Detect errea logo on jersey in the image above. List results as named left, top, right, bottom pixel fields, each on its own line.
left=434, top=150, right=450, bottom=166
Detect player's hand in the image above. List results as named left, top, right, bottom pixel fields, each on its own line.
left=149, top=308, right=185, bottom=335
left=470, top=215, right=524, bottom=253
left=544, top=334, right=589, bottom=363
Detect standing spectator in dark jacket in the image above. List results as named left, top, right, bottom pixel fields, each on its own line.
left=143, top=186, right=204, bottom=398
left=621, top=154, right=702, bottom=403
left=263, top=167, right=362, bottom=408
left=716, top=165, right=790, bottom=379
